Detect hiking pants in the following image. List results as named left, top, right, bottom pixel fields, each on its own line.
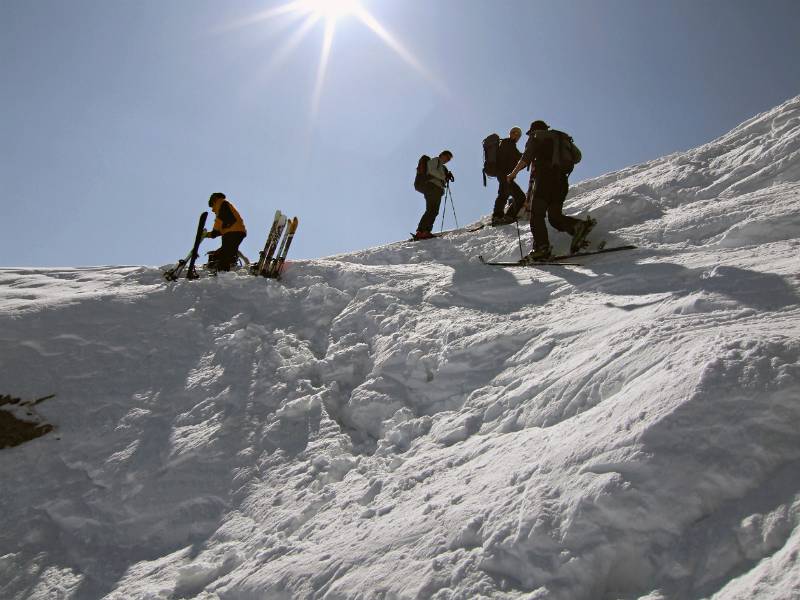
left=212, top=231, right=246, bottom=271
left=493, top=178, right=526, bottom=219
left=417, top=183, right=444, bottom=233
left=528, top=172, right=581, bottom=249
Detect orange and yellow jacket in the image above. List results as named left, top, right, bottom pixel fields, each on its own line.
left=208, top=197, right=247, bottom=238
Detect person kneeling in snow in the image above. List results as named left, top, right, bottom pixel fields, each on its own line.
left=204, top=192, right=247, bottom=271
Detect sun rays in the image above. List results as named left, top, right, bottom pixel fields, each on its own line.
left=224, top=0, right=444, bottom=120
left=298, top=0, right=361, bottom=21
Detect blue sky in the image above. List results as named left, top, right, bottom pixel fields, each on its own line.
left=2, top=0, right=799, bottom=267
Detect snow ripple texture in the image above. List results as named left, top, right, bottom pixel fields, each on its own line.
left=1, top=96, right=799, bottom=600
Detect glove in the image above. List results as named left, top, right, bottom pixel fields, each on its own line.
left=446, top=171, right=455, bottom=183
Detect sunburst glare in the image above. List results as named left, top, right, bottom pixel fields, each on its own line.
left=224, top=0, right=445, bottom=120
left=298, top=0, right=361, bottom=21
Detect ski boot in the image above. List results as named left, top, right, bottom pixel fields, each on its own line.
left=520, top=245, right=553, bottom=264
left=570, top=216, right=597, bottom=254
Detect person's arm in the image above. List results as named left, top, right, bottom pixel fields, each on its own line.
left=443, top=165, right=455, bottom=183
left=206, top=219, right=222, bottom=238
left=507, top=157, right=530, bottom=181
left=508, top=137, right=535, bottom=181
left=205, top=211, right=224, bottom=238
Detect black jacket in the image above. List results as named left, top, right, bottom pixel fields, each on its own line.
left=209, top=200, right=247, bottom=238
left=522, top=133, right=556, bottom=171
left=497, top=138, right=522, bottom=176
left=522, top=132, right=567, bottom=199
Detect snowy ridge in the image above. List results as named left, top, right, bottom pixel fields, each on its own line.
left=1, top=96, right=799, bottom=600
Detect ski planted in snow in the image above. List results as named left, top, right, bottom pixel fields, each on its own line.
left=163, top=211, right=208, bottom=281
left=265, top=217, right=299, bottom=279
left=185, top=211, right=210, bottom=280
left=251, top=211, right=286, bottom=276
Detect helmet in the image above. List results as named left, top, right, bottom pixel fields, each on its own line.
left=510, top=126, right=523, bottom=137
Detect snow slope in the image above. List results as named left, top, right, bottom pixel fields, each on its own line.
left=1, top=96, right=799, bottom=600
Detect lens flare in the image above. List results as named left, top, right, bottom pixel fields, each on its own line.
left=222, top=0, right=446, bottom=120
left=298, top=0, right=360, bottom=20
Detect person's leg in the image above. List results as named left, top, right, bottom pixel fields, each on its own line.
left=493, top=179, right=509, bottom=219
left=504, top=180, right=527, bottom=219
left=528, top=180, right=550, bottom=250
left=546, top=202, right=581, bottom=234
left=546, top=174, right=581, bottom=234
left=417, top=185, right=443, bottom=233
left=215, top=232, right=246, bottom=271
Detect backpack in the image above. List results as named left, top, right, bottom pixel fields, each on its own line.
left=548, top=130, right=582, bottom=173
left=482, top=133, right=500, bottom=186
left=414, top=154, right=431, bottom=193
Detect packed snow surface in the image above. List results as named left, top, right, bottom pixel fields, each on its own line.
left=1, top=96, right=799, bottom=600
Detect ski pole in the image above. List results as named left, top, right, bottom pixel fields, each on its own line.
left=439, top=186, right=447, bottom=233
left=514, top=218, right=524, bottom=260
left=447, top=183, right=459, bottom=229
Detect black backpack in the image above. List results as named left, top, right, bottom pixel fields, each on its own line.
left=532, top=130, right=582, bottom=173
left=482, top=133, right=500, bottom=186
left=414, top=154, right=430, bottom=193
left=552, top=130, right=582, bottom=172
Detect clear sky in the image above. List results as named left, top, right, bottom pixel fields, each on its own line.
left=2, top=0, right=799, bottom=267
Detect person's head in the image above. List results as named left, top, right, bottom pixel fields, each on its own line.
left=526, top=120, right=549, bottom=135
left=439, top=150, right=453, bottom=164
left=509, top=127, right=522, bottom=142
left=208, top=192, right=226, bottom=208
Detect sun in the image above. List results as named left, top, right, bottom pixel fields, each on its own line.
left=297, top=0, right=360, bottom=21
left=224, top=0, right=445, bottom=119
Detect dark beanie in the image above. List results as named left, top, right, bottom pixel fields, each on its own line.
left=526, top=120, right=549, bottom=134
left=208, top=192, right=226, bottom=207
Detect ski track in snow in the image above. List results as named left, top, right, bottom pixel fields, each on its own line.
left=1, top=97, right=800, bottom=600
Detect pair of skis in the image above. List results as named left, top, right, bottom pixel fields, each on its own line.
left=163, top=212, right=208, bottom=281
left=478, top=244, right=638, bottom=268
left=251, top=210, right=299, bottom=279
left=409, top=222, right=486, bottom=241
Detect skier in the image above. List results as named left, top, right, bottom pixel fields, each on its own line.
left=415, top=150, right=454, bottom=240
left=204, top=192, right=247, bottom=271
left=507, top=120, right=590, bottom=261
left=491, top=127, right=527, bottom=226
